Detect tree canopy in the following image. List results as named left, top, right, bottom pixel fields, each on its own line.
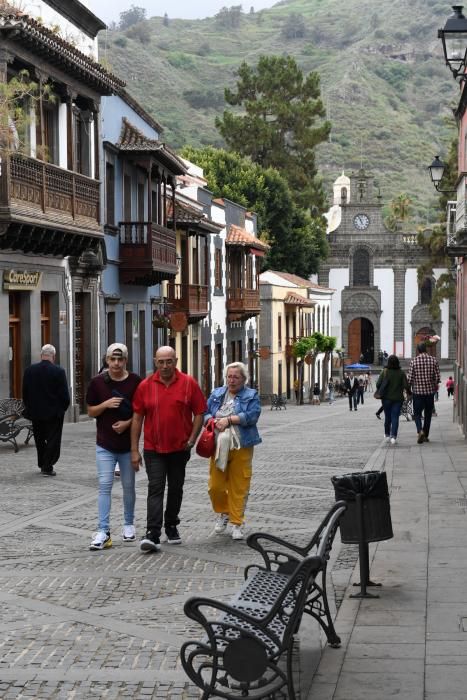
left=181, top=145, right=328, bottom=277
left=215, top=55, right=330, bottom=212
left=416, top=136, right=457, bottom=320
left=119, top=5, right=147, bottom=30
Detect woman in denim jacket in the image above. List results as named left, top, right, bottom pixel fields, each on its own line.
left=205, top=362, right=261, bottom=540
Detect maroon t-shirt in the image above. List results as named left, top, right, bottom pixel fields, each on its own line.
left=86, top=372, right=141, bottom=453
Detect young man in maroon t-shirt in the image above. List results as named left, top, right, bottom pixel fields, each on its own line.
left=131, top=345, right=206, bottom=551
left=86, top=343, right=141, bottom=550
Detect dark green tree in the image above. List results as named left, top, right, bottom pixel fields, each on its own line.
left=119, top=5, right=147, bottom=30
left=282, top=13, right=306, bottom=40
left=215, top=55, right=330, bottom=211
left=416, top=136, right=457, bottom=320
left=181, top=145, right=328, bottom=277
left=215, top=6, right=242, bottom=28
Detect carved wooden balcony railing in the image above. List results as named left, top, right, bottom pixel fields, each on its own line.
left=119, top=221, right=177, bottom=285
left=2, top=153, right=100, bottom=226
left=227, top=287, right=261, bottom=320
left=0, top=153, right=104, bottom=257
left=0, top=153, right=102, bottom=255
left=166, top=283, right=208, bottom=319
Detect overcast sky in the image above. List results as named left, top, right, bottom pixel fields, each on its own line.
left=85, top=1, right=279, bottom=24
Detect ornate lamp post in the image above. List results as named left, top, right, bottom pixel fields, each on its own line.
left=438, top=5, right=467, bottom=80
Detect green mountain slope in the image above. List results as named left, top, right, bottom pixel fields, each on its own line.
left=100, top=0, right=457, bottom=221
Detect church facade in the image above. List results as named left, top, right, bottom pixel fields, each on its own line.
left=318, top=169, right=455, bottom=365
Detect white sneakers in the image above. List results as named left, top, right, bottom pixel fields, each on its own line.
left=214, top=515, right=244, bottom=540
left=390, top=437, right=397, bottom=445
left=122, top=525, right=136, bottom=542
left=214, top=514, right=229, bottom=534
left=231, top=525, right=244, bottom=540
left=89, top=530, right=112, bottom=550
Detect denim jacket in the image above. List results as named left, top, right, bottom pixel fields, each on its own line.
left=205, top=385, right=262, bottom=448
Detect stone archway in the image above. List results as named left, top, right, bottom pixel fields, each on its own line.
left=341, top=288, right=381, bottom=365
left=348, top=317, right=374, bottom=363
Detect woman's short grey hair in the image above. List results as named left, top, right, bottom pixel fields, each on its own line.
left=41, top=344, right=56, bottom=358
left=225, top=361, right=249, bottom=384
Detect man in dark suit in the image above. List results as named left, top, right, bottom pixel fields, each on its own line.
left=22, top=344, right=70, bottom=476
left=344, top=372, right=359, bottom=411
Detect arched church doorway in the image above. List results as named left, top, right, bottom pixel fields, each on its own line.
left=414, top=326, right=437, bottom=357
left=348, top=318, right=374, bottom=363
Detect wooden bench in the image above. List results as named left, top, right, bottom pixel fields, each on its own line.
left=181, top=501, right=346, bottom=699
left=0, top=399, right=33, bottom=452
left=270, top=393, right=287, bottom=410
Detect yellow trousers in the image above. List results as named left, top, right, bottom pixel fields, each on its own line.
left=208, top=447, right=253, bottom=526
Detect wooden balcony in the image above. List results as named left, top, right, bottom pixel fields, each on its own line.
left=167, top=283, right=208, bottom=320
left=119, top=221, right=177, bottom=285
left=0, top=153, right=102, bottom=256
left=227, top=287, right=261, bottom=320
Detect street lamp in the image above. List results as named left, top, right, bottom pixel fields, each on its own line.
left=438, top=5, right=467, bottom=80
left=428, top=155, right=456, bottom=193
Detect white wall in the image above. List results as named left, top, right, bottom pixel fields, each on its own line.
left=434, top=268, right=450, bottom=357
left=25, top=2, right=99, bottom=58
left=374, top=268, right=394, bottom=355
left=328, top=268, right=349, bottom=345
left=405, top=268, right=418, bottom=357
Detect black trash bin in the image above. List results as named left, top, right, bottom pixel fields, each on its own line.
left=331, top=470, right=393, bottom=544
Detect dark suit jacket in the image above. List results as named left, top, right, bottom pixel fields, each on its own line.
left=344, top=377, right=359, bottom=395
left=22, top=360, right=70, bottom=421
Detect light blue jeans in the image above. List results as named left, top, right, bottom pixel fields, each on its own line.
left=96, top=446, right=135, bottom=532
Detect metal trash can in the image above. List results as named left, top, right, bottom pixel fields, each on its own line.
left=331, top=470, right=393, bottom=544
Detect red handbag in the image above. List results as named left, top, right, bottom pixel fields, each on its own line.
left=196, top=418, right=216, bottom=458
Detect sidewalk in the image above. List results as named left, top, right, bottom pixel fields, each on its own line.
left=308, top=395, right=467, bottom=700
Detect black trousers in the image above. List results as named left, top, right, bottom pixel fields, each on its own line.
left=348, top=392, right=357, bottom=410
left=32, top=415, right=64, bottom=472
left=143, top=450, right=190, bottom=536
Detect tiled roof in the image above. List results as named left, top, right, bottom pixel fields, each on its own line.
left=226, top=224, right=269, bottom=251
left=283, top=293, right=315, bottom=307
left=269, top=270, right=333, bottom=291
left=0, top=12, right=124, bottom=94
left=116, top=119, right=186, bottom=174
left=167, top=198, right=223, bottom=233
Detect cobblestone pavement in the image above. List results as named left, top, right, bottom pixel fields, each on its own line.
left=0, top=391, right=393, bottom=698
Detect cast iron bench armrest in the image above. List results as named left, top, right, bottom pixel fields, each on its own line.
left=0, top=399, right=33, bottom=452
left=245, top=500, right=347, bottom=576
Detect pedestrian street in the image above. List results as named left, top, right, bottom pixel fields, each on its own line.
left=0, top=388, right=424, bottom=698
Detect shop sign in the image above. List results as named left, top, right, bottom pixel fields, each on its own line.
left=3, top=269, right=42, bottom=290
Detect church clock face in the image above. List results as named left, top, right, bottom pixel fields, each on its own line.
left=353, top=213, right=370, bottom=230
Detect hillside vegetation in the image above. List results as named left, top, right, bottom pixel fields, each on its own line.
left=99, top=0, right=458, bottom=221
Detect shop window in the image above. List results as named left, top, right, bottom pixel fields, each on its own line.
left=40, top=292, right=51, bottom=346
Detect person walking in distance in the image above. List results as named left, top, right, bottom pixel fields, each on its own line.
left=376, top=354, right=411, bottom=445
left=446, top=376, right=455, bottom=398
left=205, top=362, right=261, bottom=540
left=407, top=342, right=440, bottom=444
left=356, top=375, right=365, bottom=406
left=131, top=346, right=206, bottom=552
left=22, top=344, right=70, bottom=477
left=344, top=372, right=359, bottom=411
left=86, top=343, right=141, bottom=551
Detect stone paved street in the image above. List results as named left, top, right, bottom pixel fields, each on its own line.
left=0, top=390, right=408, bottom=698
